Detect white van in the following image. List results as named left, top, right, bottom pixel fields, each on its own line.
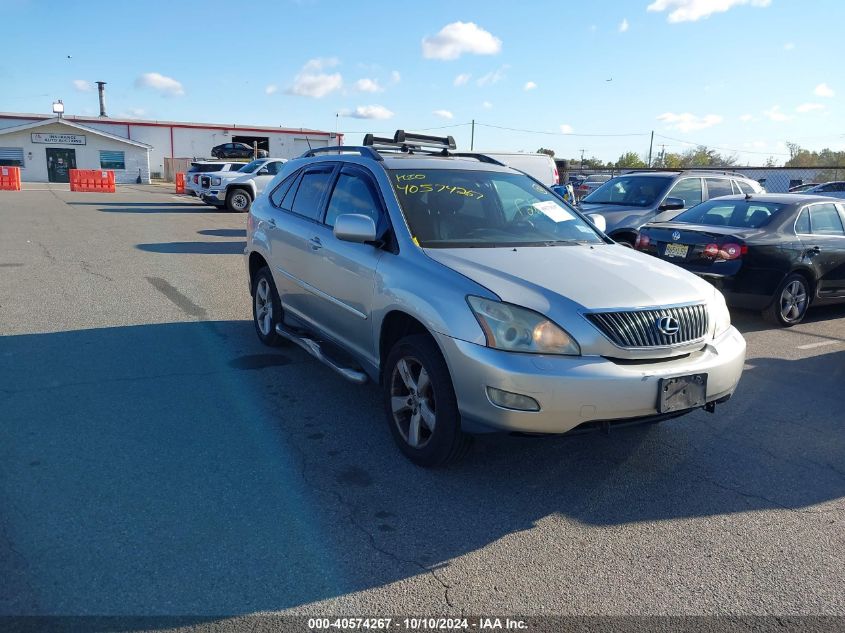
left=477, top=151, right=559, bottom=187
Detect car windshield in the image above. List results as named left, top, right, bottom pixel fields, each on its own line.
left=673, top=199, right=786, bottom=228
left=582, top=175, right=671, bottom=206
left=238, top=160, right=263, bottom=173
left=389, top=169, right=604, bottom=248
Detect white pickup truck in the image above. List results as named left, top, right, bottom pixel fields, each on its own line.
left=198, top=158, right=287, bottom=212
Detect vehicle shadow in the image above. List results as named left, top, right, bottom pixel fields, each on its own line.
left=1, top=321, right=842, bottom=616
left=136, top=241, right=246, bottom=255
left=198, top=229, right=246, bottom=238
left=732, top=303, right=845, bottom=335
left=68, top=202, right=204, bottom=207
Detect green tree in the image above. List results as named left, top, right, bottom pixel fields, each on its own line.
left=616, top=151, right=646, bottom=168
left=537, top=148, right=555, bottom=157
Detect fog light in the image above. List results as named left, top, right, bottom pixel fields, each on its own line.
left=486, top=387, right=540, bottom=412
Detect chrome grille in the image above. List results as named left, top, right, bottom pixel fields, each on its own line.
left=586, top=304, right=709, bottom=348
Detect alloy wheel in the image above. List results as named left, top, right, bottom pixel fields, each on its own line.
left=254, top=278, right=273, bottom=336
left=390, top=356, right=436, bottom=449
left=780, top=280, right=808, bottom=323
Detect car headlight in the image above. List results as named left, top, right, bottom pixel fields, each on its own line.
left=211, top=177, right=222, bottom=186
left=467, top=296, right=580, bottom=355
left=711, top=289, right=731, bottom=338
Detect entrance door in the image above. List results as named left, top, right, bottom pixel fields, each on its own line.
left=46, top=148, right=77, bottom=183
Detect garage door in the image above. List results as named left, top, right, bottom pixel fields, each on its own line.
left=0, top=147, right=25, bottom=167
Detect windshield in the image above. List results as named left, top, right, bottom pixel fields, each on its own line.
left=673, top=199, right=786, bottom=228
left=238, top=160, right=263, bottom=173
left=389, top=169, right=604, bottom=248
left=582, top=175, right=671, bottom=206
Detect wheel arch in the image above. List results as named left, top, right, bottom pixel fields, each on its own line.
left=378, top=311, right=437, bottom=383
left=248, top=251, right=269, bottom=295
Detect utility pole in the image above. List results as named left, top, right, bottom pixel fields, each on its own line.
left=470, top=119, right=475, bottom=150
left=647, top=130, right=654, bottom=168
left=579, top=148, right=586, bottom=171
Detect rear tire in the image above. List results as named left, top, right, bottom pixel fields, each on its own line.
left=383, top=334, right=472, bottom=467
left=252, top=267, right=284, bottom=346
left=226, top=188, right=253, bottom=213
left=762, top=273, right=811, bottom=326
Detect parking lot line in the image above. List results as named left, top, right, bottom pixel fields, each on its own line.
left=796, top=340, right=840, bottom=350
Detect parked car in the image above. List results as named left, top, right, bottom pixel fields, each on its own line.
left=787, top=183, right=820, bottom=193
left=244, top=130, right=746, bottom=466
left=198, top=158, right=286, bottom=212
left=211, top=142, right=269, bottom=160
left=185, top=161, right=245, bottom=196
left=579, top=170, right=765, bottom=245
left=802, top=181, right=845, bottom=199
left=574, top=174, right=611, bottom=199
left=473, top=151, right=559, bottom=186
left=635, top=194, right=845, bottom=326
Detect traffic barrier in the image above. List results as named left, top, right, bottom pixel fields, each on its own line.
left=175, top=172, right=186, bottom=194
left=69, top=169, right=115, bottom=193
left=0, top=166, right=21, bottom=191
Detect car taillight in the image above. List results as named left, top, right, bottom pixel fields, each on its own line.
left=193, top=175, right=199, bottom=184
left=577, top=185, right=588, bottom=192
left=704, top=242, right=746, bottom=260
left=635, top=233, right=650, bottom=249
left=553, top=165, right=559, bottom=185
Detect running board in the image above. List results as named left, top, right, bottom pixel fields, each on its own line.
left=275, top=324, right=368, bottom=384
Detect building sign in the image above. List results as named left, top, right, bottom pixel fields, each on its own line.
left=31, top=133, right=86, bottom=145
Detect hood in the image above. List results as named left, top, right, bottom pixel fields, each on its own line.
left=423, top=243, right=715, bottom=313
left=578, top=203, right=656, bottom=233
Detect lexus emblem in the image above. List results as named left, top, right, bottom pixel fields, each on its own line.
left=671, top=231, right=681, bottom=241
left=656, top=316, right=681, bottom=336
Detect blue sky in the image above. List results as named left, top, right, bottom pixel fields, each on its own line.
left=3, top=0, right=842, bottom=164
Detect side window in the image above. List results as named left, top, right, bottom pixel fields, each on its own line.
left=795, top=208, right=810, bottom=234
left=269, top=172, right=298, bottom=208
left=325, top=171, right=383, bottom=227
left=705, top=178, right=733, bottom=199
left=736, top=180, right=756, bottom=195
left=289, top=167, right=334, bottom=221
left=809, top=204, right=845, bottom=236
left=667, top=178, right=702, bottom=208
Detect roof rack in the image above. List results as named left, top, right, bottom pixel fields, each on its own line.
left=363, top=129, right=456, bottom=154
left=452, top=152, right=507, bottom=166
left=300, top=146, right=383, bottom=161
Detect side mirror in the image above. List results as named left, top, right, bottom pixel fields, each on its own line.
left=587, top=213, right=606, bottom=232
left=257, top=168, right=270, bottom=176
left=659, top=197, right=685, bottom=211
left=334, top=214, right=377, bottom=243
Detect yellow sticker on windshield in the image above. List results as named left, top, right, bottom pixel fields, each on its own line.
left=412, top=236, right=420, bottom=247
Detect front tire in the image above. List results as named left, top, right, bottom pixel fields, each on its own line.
left=226, top=188, right=253, bottom=213
left=252, top=267, right=284, bottom=346
left=383, top=335, right=472, bottom=467
left=762, top=273, right=811, bottom=326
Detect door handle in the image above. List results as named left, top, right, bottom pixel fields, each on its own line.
left=267, top=217, right=276, bottom=228
left=309, top=236, right=323, bottom=251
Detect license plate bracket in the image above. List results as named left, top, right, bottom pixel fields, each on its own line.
left=658, top=374, right=707, bottom=413
left=664, top=243, right=689, bottom=258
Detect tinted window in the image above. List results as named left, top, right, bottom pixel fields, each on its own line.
left=290, top=168, right=334, bottom=221
left=705, top=178, right=733, bottom=199
left=736, top=180, right=755, bottom=195
left=809, top=204, right=845, bottom=236
left=239, top=160, right=263, bottom=173
left=667, top=178, right=703, bottom=208
left=795, top=209, right=811, bottom=234
left=325, top=171, right=383, bottom=227
left=581, top=175, right=671, bottom=206
left=270, top=172, right=298, bottom=208
left=674, top=199, right=786, bottom=228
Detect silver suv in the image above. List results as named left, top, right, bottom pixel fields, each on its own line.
left=579, top=170, right=765, bottom=245
left=245, top=131, right=746, bottom=466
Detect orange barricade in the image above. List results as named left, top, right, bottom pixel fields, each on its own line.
left=69, top=169, right=115, bottom=193
left=0, top=166, right=21, bottom=191
left=175, top=172, right=186, bottom=194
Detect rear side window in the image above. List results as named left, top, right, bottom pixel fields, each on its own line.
left=809, top=204, right=845, bottom=236
left=289, top=167, right=334, bottom=221
left=269, top=172, right=299, bottom=208
left=667, top=178, right=702, bottom=208
left=736, top=180, right=756, bottom=195
left=705, top=178, right=733, bottom=199
left=795, top=209, right=810, bottom=234
left=325, top=171, right=383, bottom=227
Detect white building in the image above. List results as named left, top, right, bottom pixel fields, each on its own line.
left=0, top=110, right=336, bottom=183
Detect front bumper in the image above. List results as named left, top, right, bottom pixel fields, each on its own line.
left=435, top=326, right=746, bottom=434
left=200, top=189, right=226, bottom=205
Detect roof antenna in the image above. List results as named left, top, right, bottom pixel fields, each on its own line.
left=301, top=128, right=312, bottom=151
left=745, top=193, right=752, bottom=200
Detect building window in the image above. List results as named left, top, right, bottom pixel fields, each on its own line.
left=100, top=150, right=125, bottom=170
left=0, top=147, right=25, bottom=167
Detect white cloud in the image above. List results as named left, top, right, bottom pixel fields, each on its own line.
left=814, top=82, right=835, bottom=98
left=559, top=124, right=574, bottom=134
left=265, top=84, right=278, bottom=95
left=619, top=18, right=629, bottom=32
left=656, top=111, right=723, bottom=132
left=422, top=21, right=502, bottom=60
left=355, top=78, right=383, bottom=93
left=589, top=24, right=597, bottom=32
left=476, top=65, right=509, bottom=87
left=739, top=113, right=755, bottom=122
left=287, top=58, right=343, bottom=98
left=783, top=42, right=795, bottom=51
left=135, top=72, right=185, bottom=97
left=453, top=73, right=471, bottom=86
left=647, top=0, right=771, bottom=23
left=482, top=101, right=493, bottom=109
left=433, top=109, right=454, bottom=120
left=523, top=81, right=537, bottom=91
left=796, top=102, right=825, bottom=113
left=343, top=105, right=394, bottom=120
left=73, top=79, right=93, bottom=92
left=762, top=105, right=790, bottom=122
left=390, top=70, right=401, bottom=84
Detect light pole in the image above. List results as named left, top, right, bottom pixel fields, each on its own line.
left=52, top=100, right=64, bottom=119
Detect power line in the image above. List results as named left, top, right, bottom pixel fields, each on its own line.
left=476, top=122, right=649, bottom=138
left=654, top=133, right=791, bottom=156
left=342, top=122, right=471, bottom=134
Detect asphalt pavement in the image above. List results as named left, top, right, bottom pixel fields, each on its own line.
left=1, top=185, right=843, bottom=621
